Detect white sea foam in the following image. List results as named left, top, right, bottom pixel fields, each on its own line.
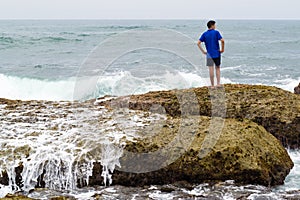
left=23, top=149, right=300, bottom=199
left=0, top=100, right=166, bottom=197
left=221, top=65, right=242, bottom=71
left=0, top=71, right=234, bottom=101
left=247, top=193, right=283, bottom=200
left=277, top=150, right=300, bottom=192
left=148, top=190, right=176, bottom=200
left=0, top=73, right=75, bottom=101
left=92, top=71, right=233, bottom=99
left=272, top=77, right=300, bottom=93
left=0, top=185, right=12, bottom=198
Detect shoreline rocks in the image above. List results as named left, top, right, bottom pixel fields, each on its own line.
left=103, top=84, right=300, bottom=149
left=0, top=84, right=297, bottom=190
left=295, top=83, right=300, bottom=94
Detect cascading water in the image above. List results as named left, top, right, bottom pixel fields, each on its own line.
left=100, top=143, right=124, bottom=187
left=0, top=98, right=164, bottom=197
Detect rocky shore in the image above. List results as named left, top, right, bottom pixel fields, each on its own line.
left=0, top=84, right=299, bottom=198
left=295, top=82, right=300, bottom=94
left=103, top=84, right=300, bottom=149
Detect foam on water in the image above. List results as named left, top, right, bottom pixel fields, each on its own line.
left=3, top=67, right=297, bottom=102
left=0, top=99, right=166, bottom=197
left=221, top=65, right=242, bottom=71
left=100, top=143, right=123, bottom=186
left=82, top=70, right=234, bottom=100
left=17, top=150, right=300, bottom=199
left=272, top=77, right=300, bottom=93
left=0, top=73, right=75, bottom=101
left=148, top=190, right=176, bottom=200
left=0, top=68, right=300, bottom=101
left=0, top=71, right=234, bottom=101
left=0, top=185, right=11, bottom=198
left=277, top=150, right=300, bottom=191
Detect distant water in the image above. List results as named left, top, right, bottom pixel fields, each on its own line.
left=0, top=20, right=300, bottom=198
left=0, top=20, right=299, bottom=100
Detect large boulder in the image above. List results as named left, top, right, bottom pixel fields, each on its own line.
left=104, top=84, right=300, bottom=148
left=90, top=116, right=293, bottom=187
left=0, top=85, right=295, bottom=189
left=295, top=83, right=300, bottom=94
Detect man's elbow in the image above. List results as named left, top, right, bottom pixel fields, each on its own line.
left=197, top=40, right=202, bottom=47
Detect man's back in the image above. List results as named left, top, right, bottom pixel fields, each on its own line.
left=200, top=29, right=222, bottom=58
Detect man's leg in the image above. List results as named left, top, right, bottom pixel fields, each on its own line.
left=216, top=66, right=221, bottom=86
left=208, top=66, right=215, bottom=88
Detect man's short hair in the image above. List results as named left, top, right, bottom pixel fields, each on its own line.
left=207, top=20, right=216, bottom=29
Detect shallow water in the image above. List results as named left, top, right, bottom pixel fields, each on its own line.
left=26, top=181, right=300, bottom=200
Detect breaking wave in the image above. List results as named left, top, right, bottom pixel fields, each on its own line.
left=0, top=71, right=233, bottom=101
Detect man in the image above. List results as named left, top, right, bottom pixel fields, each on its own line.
left=197, top=20, right=225, bottom=89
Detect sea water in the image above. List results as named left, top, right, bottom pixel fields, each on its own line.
left=0, top=20, right=299, bottom=199
left=1, top=20, right=299, bottom=100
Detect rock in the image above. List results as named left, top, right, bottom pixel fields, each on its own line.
left=49, top=197, right=75, bottom=200
left=103, top=84, right=300, bottom=148
left=0, top=195, right=74, bottom=200
left=0, top=85, right=295, bottom=189
left=295, top=83, right=300, bottom=94
left=0, top=194, right=33, bottom=200
left=90, top=116, right=293, bottom=187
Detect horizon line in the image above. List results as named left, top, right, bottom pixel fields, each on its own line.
left=0, top=18, right=299, bottom=21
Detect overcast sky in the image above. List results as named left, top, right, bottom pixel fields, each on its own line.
left=1, top=0, right=299, bottom=20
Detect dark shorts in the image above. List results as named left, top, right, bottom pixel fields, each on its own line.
left=207, top=57, right=221, bottom=67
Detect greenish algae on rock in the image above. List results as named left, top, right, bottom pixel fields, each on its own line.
left=90, top=116, right=293, bottom=187
left=0, top=194, right=34, bottom=200
left=103, top=84, right=300, bottom=148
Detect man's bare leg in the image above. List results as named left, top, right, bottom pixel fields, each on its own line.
left=208, top=66, right=215, bottom=88
left=215, top=66, right=221, bottom=87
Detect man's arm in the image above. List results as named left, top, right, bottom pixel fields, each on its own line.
left=219, top=38, right=225, bottom=53
left=197, top=40, right=207, bottom=55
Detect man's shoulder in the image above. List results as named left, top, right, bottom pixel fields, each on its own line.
left=202, top=30, right=208, bottom=35
left=216, top=30, right=223, bottom=35
left=202, top=30, right=211, bottom=36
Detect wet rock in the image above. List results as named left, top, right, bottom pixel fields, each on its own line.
left=0, top=171, right=9, bottom=186
left=103, top=84, right=300, bottom=149
left=295, top=83, right=300, bottom=94
left=90, top=117, right=293, bottom=187
left=0, top=85, right=296, bottom=189
left=49, top=197, right=75, bottom=200
left=0, top=194, right=33, bottom=200
left=160, top=186, right=176, bottom=193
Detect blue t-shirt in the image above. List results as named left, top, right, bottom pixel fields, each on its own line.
left=199, top=29, right=223, bottom=58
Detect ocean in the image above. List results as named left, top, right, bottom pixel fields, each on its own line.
left=0, top=20, right=300, bottom=199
